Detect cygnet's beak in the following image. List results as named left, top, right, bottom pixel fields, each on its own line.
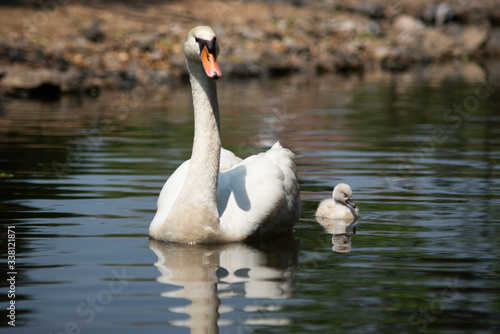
left=345, top=198, right=356, bottom=209
left=201, top=46, right=221, bottom=79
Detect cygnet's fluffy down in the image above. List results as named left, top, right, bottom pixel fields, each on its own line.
left=315, top=183, right=359, bottom=220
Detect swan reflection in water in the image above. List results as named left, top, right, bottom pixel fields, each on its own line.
left=149, top=237, right=299, bottom=333
left=316, top=216, right=358, bottom=253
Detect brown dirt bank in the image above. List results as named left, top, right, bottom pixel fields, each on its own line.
left=1, top=0, right=499, bottom=98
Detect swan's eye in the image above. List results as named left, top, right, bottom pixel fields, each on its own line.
left=195, top=37, right=199, bottom=43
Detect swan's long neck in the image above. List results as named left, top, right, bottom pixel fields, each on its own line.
left=175, top=59, right=220, bottom=219
left=159, top=58, right=222, bottom=242
left=186, top=59, right=221, bottom=200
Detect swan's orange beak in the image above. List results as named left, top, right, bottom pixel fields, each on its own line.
left=201, top=46, right=221, bottom=80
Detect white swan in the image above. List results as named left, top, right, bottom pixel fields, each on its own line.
left=315, top=183, right=359, bottom=220
left=149, top=26, right=301, bottom=243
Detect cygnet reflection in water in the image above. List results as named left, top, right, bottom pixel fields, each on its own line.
left=316, top=216, right=358, bottom=253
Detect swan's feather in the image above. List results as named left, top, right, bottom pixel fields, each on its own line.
left=218, top=143, right=294, bottom=239
left=151, top=143, right=301, bottom=241
left=150, top=148, right=241, bottom=233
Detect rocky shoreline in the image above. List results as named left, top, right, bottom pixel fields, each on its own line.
left=1, top=0, right=499, bottom=98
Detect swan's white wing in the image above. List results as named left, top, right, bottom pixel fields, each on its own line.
left=150, top=144, right=300, bottom=240
left=150, top=160, right=190, bottom=233
left=220, top=148, right=242, bottom=172
left=217, top=142, right=301, bottom=240
left=150, top=148, right=243, bottom=233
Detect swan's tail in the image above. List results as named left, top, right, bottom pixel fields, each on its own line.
left=271, top=141, right=283, bottom=150
left=270, top=141, right=293, bottom=156
left=267, top=140, right=301, bottom=223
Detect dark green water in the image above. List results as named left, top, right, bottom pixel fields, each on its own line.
left=1, top=63, right=499, bottom=333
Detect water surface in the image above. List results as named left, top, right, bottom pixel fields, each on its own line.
left=1, top=62, right=499, bottom=333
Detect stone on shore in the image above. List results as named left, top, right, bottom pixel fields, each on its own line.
left=0, top=66, right=100, bottom=97
left=0, top=0, right=499, bottom=98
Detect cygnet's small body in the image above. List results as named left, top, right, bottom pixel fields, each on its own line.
left=315, top=183, right=359, bottom=220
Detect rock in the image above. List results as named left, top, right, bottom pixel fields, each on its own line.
left=236, top=26, right=264, bottom=41
left=81, top=76, right=101, bottom=96
left=392, top=14, right=453, bottom=60
left=422, top=28, right=454, bottom=58
left=314, top=41, right=364, bottom=74
left=400, top=0, right=485, bottom=24
left=103, top=52, right=123, bottom=72
left=124, top=60, right=140, bottom=84
left=81, top=54, right=102, bottom=72
left=60, top=67, right=101, bottom=94
left=453, top=1, right=491, bottom=24
left=485, top=27, right=500, bottom=55
left=491, top=5, right=500, bottom=25
left=0, top=67, right=61, bottom=97
left=0, top=43, right=25, bottom=62
left=334, top=48, right=364, bottom=73
left=459, top=24, right=490, bottom=54
left=168, top=51, right=186, bottom=70
left=314, top=57, right=332, bottom=73
left=338, top=0, right=385, bottom=19
left=393, top=15, right=425, bottom=39
left=133, top=64, right=166, bottom=88
left=151, top=70, right=171, bottom=86
left=334, top=54, right=362, bottom=73
left=224, top=60, right=262, bottom=78
left=148, top=49, right=164, bottom=62
left=118, top=51, right=130, bottom=63
left=0, top=66, right=101, bottom=97
left=365, top=21, right=385, bottom=37
left=84, top=20, right=105, bottom=43
left=423, top=2, right=454, bottom=26
left=259, top=50, right=297, bottom=76
left=129, top=32, right=163, bottom=52
left=485, top=62, right=500, bottom=86
left=380, top=48, right=413, bottom=72
left=60, top=66, right=83, bottom=93
left=329, top=19, right=359, bottom=34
